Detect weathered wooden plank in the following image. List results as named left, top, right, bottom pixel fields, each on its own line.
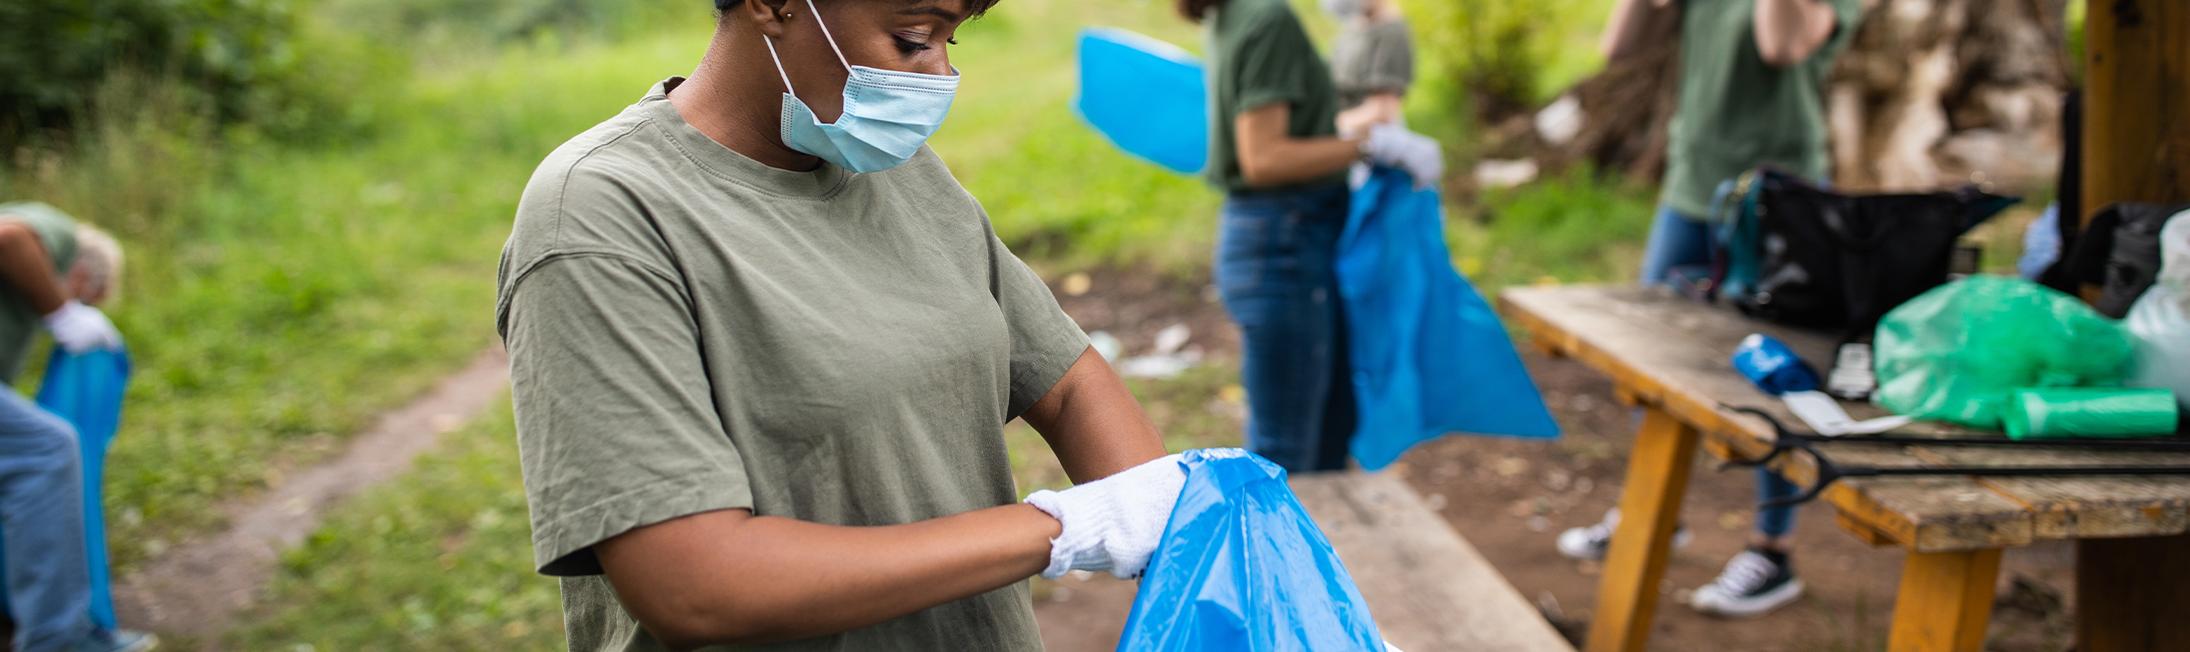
left=1907, top=446, right=2190, bottom=540
left=1887, top=548, right=2004, bottom=652
left=1291, top=472, right=1574, bottom=652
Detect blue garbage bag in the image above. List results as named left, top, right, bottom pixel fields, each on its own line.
left=1336, top=167, right=1560, bottom=470
left=0, top=348, right=130, bottom=629
left=1074, top=28, right=1208, bottom=175
left=1118, top=449, right=1385, bottom=651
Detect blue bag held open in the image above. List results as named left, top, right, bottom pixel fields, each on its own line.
left=1335, top=167, right=1560, bottom=471
left=1074, top=28, right=1208, bottom=175
left=1118, top=448, right=1386, bottom=651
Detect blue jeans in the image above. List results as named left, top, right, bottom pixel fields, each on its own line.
left=0, top=391, right=95, bottom=651
left=1638, top=204, right=1799, bottom=538
left=1216, top=185, right=1356, bottom=473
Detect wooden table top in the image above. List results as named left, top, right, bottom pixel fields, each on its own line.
left=1500, top=284, right=2190, bottom=552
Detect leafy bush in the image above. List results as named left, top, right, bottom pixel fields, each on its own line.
left=0, top=0, right=317, bottom=143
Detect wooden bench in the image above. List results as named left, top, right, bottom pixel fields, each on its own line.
left=1293, top=471, right=1574, bottom=652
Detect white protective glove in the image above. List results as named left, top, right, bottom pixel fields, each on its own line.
left=42, top=300, right=122, bottom=353
left=1024, top=453, right=1187, bottom=579
left=1363, top=124, right=1445, bottom=190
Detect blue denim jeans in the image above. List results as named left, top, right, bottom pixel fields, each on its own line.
left=1638, top=204, right=1799, bottom=538
left=0, top=390, right=95, bottom=651
left=1216, top=185, right=1356, bottom=473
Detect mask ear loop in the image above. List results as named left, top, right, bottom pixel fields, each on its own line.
left=801, top=0, right=854, bottom=73
left=762, top=35, right=798, bottom=96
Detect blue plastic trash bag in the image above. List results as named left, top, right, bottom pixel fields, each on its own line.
left=1335, top=167, right=1560, bottom=471
left=1119, top=449, right=1386, bottom=651
left=0, top=348, right=130, bottom=629
left=1075, top=28, right=1208, bottom=174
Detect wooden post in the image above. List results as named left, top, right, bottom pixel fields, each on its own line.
left=2078, top=3, right=2190, bottom=650
left=2078, top=533, right=2190, bottom=651
left=1887, top=548, right=2003, bottom=652
left=1585, top=407, right=1698, bottom=652
left=2079, top=0, right=2190, bottom=223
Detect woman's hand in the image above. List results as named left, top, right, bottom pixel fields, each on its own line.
left=1363, top=124, right=1445, bottom=189
left=1024, top=454, right=1188, bottom=578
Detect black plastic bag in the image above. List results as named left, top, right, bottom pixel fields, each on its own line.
left=1722, top=169, right=2017, bottom=340
left=2049, top=202, right=2187, bottom=318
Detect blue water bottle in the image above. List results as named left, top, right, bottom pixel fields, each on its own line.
left=1731, top=333, right=1821, bottom=396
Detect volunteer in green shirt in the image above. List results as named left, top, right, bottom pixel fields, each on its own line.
left=1180, top=0, right=1438, bottom=473
left=0, top=203, right=149, bottom=652
left=497, top=1, right=1194, bottom=649
left=1555, top=0, right=1860, bottom=619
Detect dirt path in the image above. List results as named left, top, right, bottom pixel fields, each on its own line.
left=110, top=347, right=510, bottom=642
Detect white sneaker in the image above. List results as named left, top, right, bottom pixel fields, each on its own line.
left=1554, top=508, right=1693, bottom=561
left=1689, top=548, right=1804, bottom=618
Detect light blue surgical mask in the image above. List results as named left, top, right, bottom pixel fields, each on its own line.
left=764, top=0, right=959, bottom=173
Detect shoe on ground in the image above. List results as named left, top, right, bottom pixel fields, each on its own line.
left=1689, top=547, right=1805, bottom=618
left=1554, top=508, right=1693, bottom=561
left=69, top=629, right=158, bottom=652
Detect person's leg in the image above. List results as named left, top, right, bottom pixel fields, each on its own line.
left=0, top=391, right=95, bottom=652
left=1217, top=193, right=1335, bottom=473
left=1298, top=193, right=1356, bottom=472
left=1637, top=204, right=1715, bottom=287
left=1754, top=467, right=1799, bottom=548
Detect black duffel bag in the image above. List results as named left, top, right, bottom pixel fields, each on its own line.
left=1717, top=169, right=2019, bottom=341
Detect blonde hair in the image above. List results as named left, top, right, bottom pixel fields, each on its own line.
left=72, top=224, right=123, bottom=305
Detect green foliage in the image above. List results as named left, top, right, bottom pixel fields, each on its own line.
left=1399, top=0, right=1613, bottom=120
left=1449, top=165, right=1658, bottom=289
left=0, top=0, right=317, bottom=143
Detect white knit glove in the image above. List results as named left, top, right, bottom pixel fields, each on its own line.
left=1024, top=453, right=1187, bottom=579
left=1363, top=124, right=1445, bottom=190
left=42, top=301, right=121, bottom=353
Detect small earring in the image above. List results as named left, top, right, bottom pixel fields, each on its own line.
left=781, top=9, right=793, bottom=18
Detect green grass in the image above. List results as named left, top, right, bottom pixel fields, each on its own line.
left=227, top=364, right=1248, bottom=650
left=1, top=14, right=716, bottom=569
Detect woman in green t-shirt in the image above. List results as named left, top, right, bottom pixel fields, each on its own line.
left=1556, top=0, right=1860, bottom=621
left=1176, top=0, right=1440, bottom=474
left=497, top=1, right=1209, bottom=649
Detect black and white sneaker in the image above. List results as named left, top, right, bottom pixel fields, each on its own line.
left=1689, top=547, right=1804, bottom=617
left=1553, top=508, right=1693, bottom=561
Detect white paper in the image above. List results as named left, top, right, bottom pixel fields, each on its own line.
left=1782, top=390, right=1914, bottom=437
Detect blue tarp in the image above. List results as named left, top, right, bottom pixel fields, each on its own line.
left=1074, top=28, right=1208, bottom=175
left=1336, top=167, right=1560, bottom=470
left=1118, top=449, right=1385, bottom=651
left=0, top=348, right=130, bottom=629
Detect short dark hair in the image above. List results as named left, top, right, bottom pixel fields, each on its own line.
left=715, top=0, right=1003, bottom=18
left=1176, top=0, right=1224, bottom=22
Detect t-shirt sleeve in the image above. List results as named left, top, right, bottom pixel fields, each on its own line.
left=0, top=202, right=79, bottom=271
left=1816, top=0, right=1864, bottom=67
left=500, top=253, right=753, bottom=577
left=988, top=233, right=1090, bottom=421
left=1232, top=12, right=1328, bottom=114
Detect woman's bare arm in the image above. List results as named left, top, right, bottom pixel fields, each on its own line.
left=1234, top=103, right=1366, bottom=189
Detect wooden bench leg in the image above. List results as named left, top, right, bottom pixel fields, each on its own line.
left=1887, top=548, right=2002, bottom=652
left=1585, top=406, right=1697, bottom=652
left=2076, top=533, right=2190, bottom=651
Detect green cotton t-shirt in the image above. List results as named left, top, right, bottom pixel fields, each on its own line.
left=0, top=202, right=78, bottom=383
left=495, top=78, right=1089, bottom=652
left=1330, top=18, right=1414, bottom=109
left=1662, top=0, right=1862, bottom=218
left=1205, top=0, right=1346, bottom=192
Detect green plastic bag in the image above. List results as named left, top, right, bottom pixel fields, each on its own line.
left=2003, top=388, right=2180, bottom=439
left=1875, top=277, right=2136, bottom=429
